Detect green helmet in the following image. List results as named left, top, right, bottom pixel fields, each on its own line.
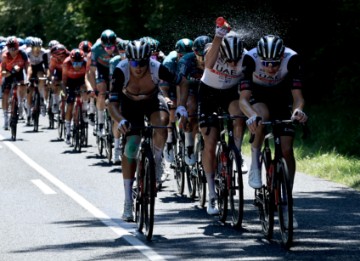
left=100, top=29, right=117, bottom=46
left=175, top=38, right=193, bottom=54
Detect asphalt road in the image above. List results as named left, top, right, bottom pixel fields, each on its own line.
left=0, top=110, right=359, bottom=261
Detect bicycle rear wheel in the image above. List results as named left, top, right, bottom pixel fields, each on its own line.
left=57, top=114, right=64, bottom=140
left=104, top=117, right=113, bottom=163
left=276, top=158, right=293, bottom=249
left=186, top=164, right=196, bottom=199
left=73, top=107, right=82, bottom=152
left=228, top=149, right=244, bottom=229
left=133, top=157, right=144, bottom=232
left=143, top=150, right=156, bottom=241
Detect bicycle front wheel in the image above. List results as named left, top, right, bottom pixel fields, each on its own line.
left=10, top=98, right=18, bottom=141
left=73, top=107, right=82, bottom=152
left=32, top=91, right=40, bottom=132
left=57, top=114, right=64, bottom=140
left=174, top=137, right=185, bottom=195
left=228, top=149, right=244, bottom=229
left=186, top=164, right=196, bottom=199
left=143, top=149, right=156, bottom=241
left=276, top=158, right=293, bottom=249
left=216, top=145, right=228, bottom=223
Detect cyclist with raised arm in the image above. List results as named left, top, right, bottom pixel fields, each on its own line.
left=1, top=36, right=29, bottom=130
left=178, top=24, right=248, bottom=216
left=62, top=49, right=88, bottom=145
left=160, top=38, right=193, bottom=164
left=176, top=35, right=212, bottom=166
left=239, top=35, right=308, bottom=227
left=86, top=29, right=119, bottom=136
left=108, top=40, right=189, bottom=221
left=25, top=37, right=49, bottom=125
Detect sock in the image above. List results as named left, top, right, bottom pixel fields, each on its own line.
left=185, top=131, right=194, bottom=147
left=123, top=179, right=134, bottom=204
left=205, top=172, right=216, bottom=199
left=114, top=138, right=120, bottom=149
left=65, top=120, right=71, bottom=135
left=251, top=146, right=261, bottom=169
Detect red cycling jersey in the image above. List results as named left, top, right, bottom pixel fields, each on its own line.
left=62, top=56, right=87, bottom=85
left=1, top=49, right=29, bottom=72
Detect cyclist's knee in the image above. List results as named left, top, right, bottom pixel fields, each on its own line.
left=124, top=135, right=141, bottom=160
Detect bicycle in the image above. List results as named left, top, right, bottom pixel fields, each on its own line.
left=170, top=121, right=186, bottom=195
left=29, top=78, right=42, bottom=132
left=70, top=88, right=88, bottom=152
left=252, top=118, right=308, bottom=249
left=210, top=110, right=245, bottom=228
left=56, top=90, right=66, bottom=140
left=9, top=80, right=20, bottom=141
left=131, top=118, right=170, bottom=241
left=43, top=78, right=55, bottom=129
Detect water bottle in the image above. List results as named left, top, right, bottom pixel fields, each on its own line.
left=216, top=17, right=231, bottom=31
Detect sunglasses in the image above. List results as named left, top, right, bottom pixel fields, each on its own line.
left=72, top=61, right=83, bottom=67
left=104, top=45, right=115, bottom=51
left=130, top=60, right=148, bottom=68
left=261, top=60, right=281, bottom=67
left=32, top=47, right=41, bottom=51
left=9, top=47, right=18, bottom=51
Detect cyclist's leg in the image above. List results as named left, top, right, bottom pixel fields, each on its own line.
left=26, top=83, right=34, bottom=125
left=112, top=120, right=122, bottom=164
left=163, top=87, right=176, bottom=163
left=248, top=102, right=268, bottom=189
left=17, top=83, right=27, bottom=120
left=184, top=92, right=197, bottom=166
left=149, top=92, right=170, bottom=186
left=95, top=79, right=107, bottom=136
left=65, top=89, right=75, bottom=145
left=1, top=80, right=11, bottom=129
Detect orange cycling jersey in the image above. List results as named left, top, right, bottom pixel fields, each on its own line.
left=62, top=56, right=87, bottom=84
left=1, top=50, right=28, bottom=72
left=49, top=54, right=68, bottom=73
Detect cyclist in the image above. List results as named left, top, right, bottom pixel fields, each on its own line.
left=175, top=35, right=212, bottom=166
left=108, top=40, right=189, bottom=221
left=140, top=36, right=166, bottom=63
left=86, top=29, right=119, bottom=136
left=239, top=35, right=308, bottom=226
left=62, top=49, right=88, bottom=145
left=49, top=43, right=70, bottom=117
left=1, top=36, right=29, bottom=130
left=179, top=27, right=248, bottom=216
left=25, top=37, right=49, bottom=125
left=108, top=38, right=129, bottom=164
left=160, top=38, right=193, bottom=164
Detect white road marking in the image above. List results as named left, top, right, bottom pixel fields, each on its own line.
left=31, top=179, right=57, bottom=194
left=0, top=135, right=165, bottom=261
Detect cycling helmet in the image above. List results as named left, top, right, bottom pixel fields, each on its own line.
left=193, top=35, right=212, bottom=56
left=48, top=40, right=60, bottom=49
left=117, top=38, right=129, bottom=51
left=219, top=33, right=245, bottom=63
left=6, top=36, right=19, bottom=49
left=0, top=36, right=6, bottom=43
left=140, top=36, right=160, bottom=52
left=78, top=40, right=93, bottom=53
left=17, top=37, right=25, bottom=46
left=25, top=36, right=34, bottom=46
left=70, top=48, right=85, bottom=62
left=50, top=44, right=68, bottom=57
left=257, top=35, right=285, bottom=60
left=31, top=37, right=43, bottom=47
left=175, top=38, right=193, bottom=54
left=125, top=40, right=151, bottom=61
left=100, top=29, right=117, bottom=46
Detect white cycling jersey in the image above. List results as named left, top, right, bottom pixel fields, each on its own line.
left=26, top=47, right=47, bottom=66
left=247, top=47, right=297, bottom=87
left=200, top=47, right=246, bottom=90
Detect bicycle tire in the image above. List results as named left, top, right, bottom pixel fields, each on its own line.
left=32, top=90, right=40, bottom=132
left=48, top=107, right=55, bottom=129
left=57, top=114, right=64, bottom=140
left=143, top=149, right=156, bottom=241
left=10, top=96, right=18, bottom=141
left=97, top=135, right=104, bottom=156
left=228, top=148, right=244, bottom=229
left=82, top=122, right=88, bottom=147
left=133, top=151, right=145, bottom=232
left=72, top=106, right=81, bottom=152
left=195, top=134, right=206, bottom=207
left=277, top=157, right=293, bottom=249
left=174, top=134, right=185, bottom=195
left=258, top=150, right=275, bottom=240
left=186, top=164, right=196, bottom=199
left=104, top=117, right=113, bottom=163
left=215, top=144, right=228, bottom=223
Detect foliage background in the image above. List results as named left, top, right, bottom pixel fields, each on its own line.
left=0, top=0, right=359, bottom=157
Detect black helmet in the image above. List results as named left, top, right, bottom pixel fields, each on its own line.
left=140, top=36, right=160, bottom=52
left=193, top=35, right=212, bottom=56
left=70, top=48, right=85, bottom=62
left=175, top=38, right=193, bottom=54
left=78, top=40, right=93, bottom=53
left=100, top=29, right=117, bottom=46
left=219, top=33, right=244, bottom=63
left=257, top=35, right=285, bottom=60
left=125, top=40, right=151, bottom=61
left=117, top=38, right=129, bottom=51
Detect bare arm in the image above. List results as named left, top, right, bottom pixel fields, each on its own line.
left=204, top=37, right=222, bottom=69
